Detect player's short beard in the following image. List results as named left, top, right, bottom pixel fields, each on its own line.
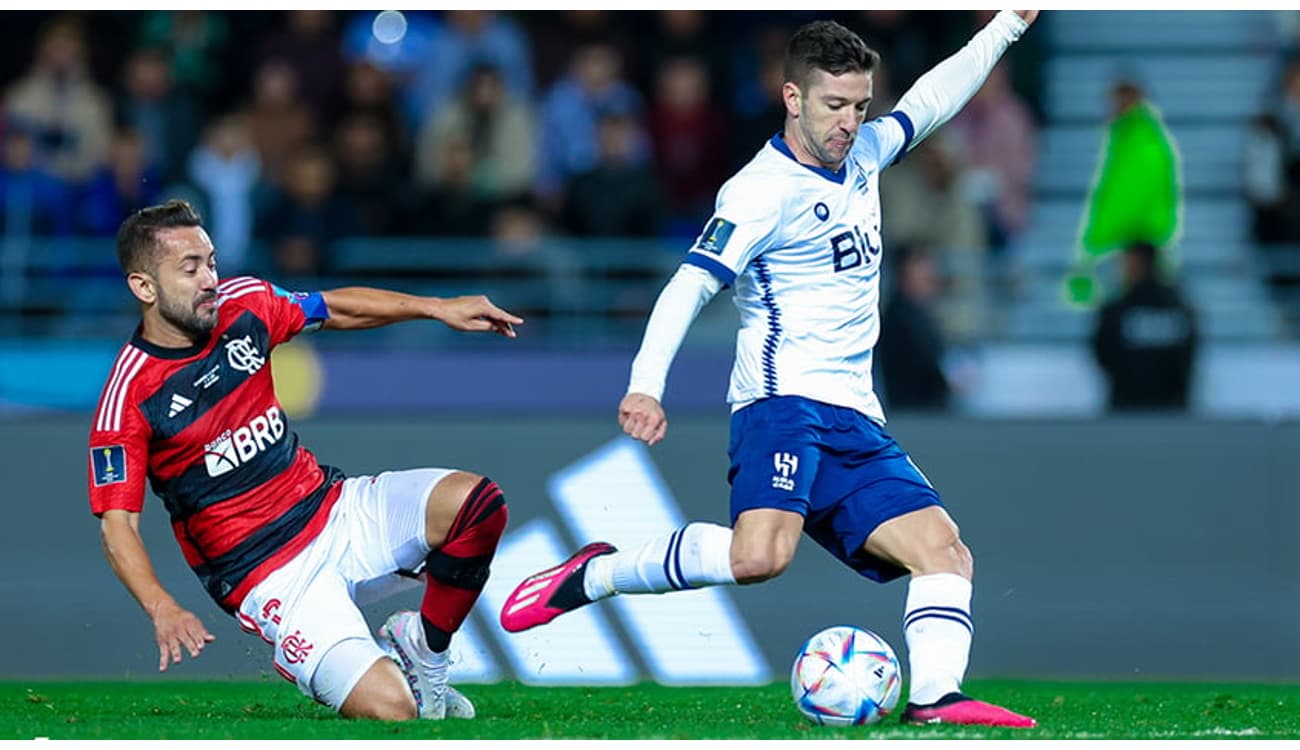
left=157, top=287, right=217, bottom=338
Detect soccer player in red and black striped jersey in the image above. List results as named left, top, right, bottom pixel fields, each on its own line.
left=88, top=200, right=519, bottom=721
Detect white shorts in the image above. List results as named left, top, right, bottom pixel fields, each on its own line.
left=236, top=467, right=455, bottom=710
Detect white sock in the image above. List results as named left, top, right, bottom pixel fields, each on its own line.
left=903, top=572, right=973, bottom=706
left=583, top=522, right=735, bottom=600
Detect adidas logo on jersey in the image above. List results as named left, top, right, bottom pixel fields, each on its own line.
left=168, top=394, right=194, bottom=418
left=203, top=405, right=286, bottom=477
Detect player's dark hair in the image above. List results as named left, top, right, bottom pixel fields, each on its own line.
left=116, top=199, right=204, bottom=275
left=784, top=20, right=880, bottom=90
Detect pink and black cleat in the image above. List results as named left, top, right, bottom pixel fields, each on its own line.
left=499, top=542, right=617, bottom=633
left=900, top=693, right=1037, bottom=728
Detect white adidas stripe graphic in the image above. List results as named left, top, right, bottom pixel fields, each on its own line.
left=450, top=438, right=771, bottom=687
left=168, top=394, right=194, bottom=418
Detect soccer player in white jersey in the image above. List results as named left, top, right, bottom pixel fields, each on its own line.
left=502, top=11, right=1039, bottom=727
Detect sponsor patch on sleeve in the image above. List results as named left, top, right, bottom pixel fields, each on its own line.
left=91, top=445, right=127, bottom=487
left=695, top=217, right=737, bottom=254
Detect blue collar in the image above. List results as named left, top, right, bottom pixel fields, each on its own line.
left=768, top=133, right=846, bottom=184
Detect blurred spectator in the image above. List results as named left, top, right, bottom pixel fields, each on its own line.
left=1068, top=79, right=1180, bottom=307
left=1091, top=242, right=1198, bottom=412
left=0, top=125, right=73, bottom=237
left=185, top=115, right=261, bottom=274
left=256, top=145, right=360, bottom=278
left=730, top=45, right=787, bottom=172
left=640, top=12, right=730, bottom=98
left=244, top=59, right=317, bottom=186
left=4, top=17, right=112, bottom=184
left=1243, top=113, right=1290, bottom=245
left=258, top=10, right=345, bottom=120
left=339, top=61, right=411, bottom=175
left=406, top=11, right=533, bottom=133
left=416, top=134, right=493, bottom=238
left=648, top=56, right=728, bottom=235
left=948, top=63, right=1037, bottom=252
left=137, top=11, right=229, bottom=98
left=880, top=136, right=989, bottom=341
left=564, top=113, right=663, bottom=237
left=880, top=134, right=987, bottom=253
left=78, top=129, right=161, bottom=235
left=525, top=11, right=636, bottom=89
left=334, top=112, right=414, bottom=236
left=878, top=246, right=952, bottom=412
left=535, top=42, right=649, bottom=205
left=416, top=63, right=536, bottom=203
left=115, top=47, right=202, bottom=185
left=490, top=203, right=549, bottom=259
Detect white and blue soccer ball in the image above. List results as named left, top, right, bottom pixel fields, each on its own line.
left=791, top=625, right=902, bottom=726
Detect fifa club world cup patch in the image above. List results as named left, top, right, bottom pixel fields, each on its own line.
left=91, top=445, right=127, bottom=486
left=696, top=217, right=737, bottom=254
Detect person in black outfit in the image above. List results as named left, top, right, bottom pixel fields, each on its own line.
left=879, top=245, right=952, bottom=411
left=1091, top=242, right=1198, bottom=411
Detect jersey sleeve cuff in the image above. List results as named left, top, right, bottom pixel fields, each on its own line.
left=684, top=252, right=737, bottom=287
left=886, top=110, right=916, bottom=165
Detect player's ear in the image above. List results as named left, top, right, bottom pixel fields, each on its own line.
left=782, top=81, right=802, bottom=118
left=126, top=270, right=158, bottom=305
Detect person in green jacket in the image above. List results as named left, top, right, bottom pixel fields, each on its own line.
left=1066, top=79, right=1182, bottom=306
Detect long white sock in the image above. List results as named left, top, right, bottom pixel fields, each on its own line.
left=583, top=522, right=735, bottom=600
left=903, top=572, right=974, bottom=706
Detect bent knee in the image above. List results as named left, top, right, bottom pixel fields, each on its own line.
left=731, top=551, right=793, bottom=584
left=336, top=659, right=419, bottom=720
left=913, top=532, right=973, bottom=579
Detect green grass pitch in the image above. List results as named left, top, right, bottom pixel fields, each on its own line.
left=6, top=680, right=1297, bottom=739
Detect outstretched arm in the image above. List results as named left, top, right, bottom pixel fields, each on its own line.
left=894, top=10, right=1037, bottom=148
left=620, top=264, right=724, bottom=445
left=101, top=510, right=215, bottom=672
left=320, top=287, right=523, bottom=336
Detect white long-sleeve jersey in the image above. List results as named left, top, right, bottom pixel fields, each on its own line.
left=628, top=10, right=1029, bottom=422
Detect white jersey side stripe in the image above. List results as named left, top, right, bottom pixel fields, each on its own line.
left=98, top=347, right=145, bottom=432
left=216, top=287, right=264, bottom=307
left=217, top=276, right=261, bottom=293
left=109, top=350, right=148, bottom=432
left=216, top=278, right=262, bottom=298
left=97, top=347, right=139, bottom=431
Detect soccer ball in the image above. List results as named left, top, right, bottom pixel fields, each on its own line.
left=791, top=625, right=902, bottom=726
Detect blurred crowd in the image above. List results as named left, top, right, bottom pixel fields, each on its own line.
left=0, top=10, right=1041, bottom=284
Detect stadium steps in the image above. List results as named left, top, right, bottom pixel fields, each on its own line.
left=1000, top=10, right=1287, bottom=342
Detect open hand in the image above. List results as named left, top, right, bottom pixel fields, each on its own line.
left=151, top=600, right=214, bottom=672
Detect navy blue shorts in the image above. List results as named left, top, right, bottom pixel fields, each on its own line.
left=727, top=396, right=942, bottom=582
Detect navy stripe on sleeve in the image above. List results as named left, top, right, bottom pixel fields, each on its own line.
left=684, top=252, right=737, bottom=287
left=886, top=110, right=916, bottom=165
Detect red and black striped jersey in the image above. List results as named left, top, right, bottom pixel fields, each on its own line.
left=88, top=276, right=340, bottom=613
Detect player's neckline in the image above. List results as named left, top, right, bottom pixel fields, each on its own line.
left=769, top=133, right=847, bottom=185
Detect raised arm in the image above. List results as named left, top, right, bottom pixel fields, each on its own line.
left=320, top=287, right=523, bottom=336
left=894, top=10, right=1037, bottom=148
left=101, top=509, right=215, bottom=672
left=620, top=264, right=724, bottom=445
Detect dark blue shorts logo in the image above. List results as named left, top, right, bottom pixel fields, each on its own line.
left=814, top=203, right=830, bottom=221
left=695, top=217, right=737, bottom=254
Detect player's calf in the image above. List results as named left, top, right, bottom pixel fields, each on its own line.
left=420, top=476, right=508, bottom=652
